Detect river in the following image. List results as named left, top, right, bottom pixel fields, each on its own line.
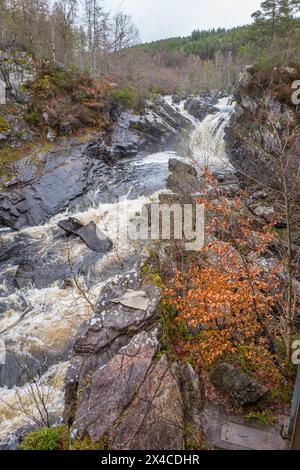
left=0, top=95, right=235, bottom=448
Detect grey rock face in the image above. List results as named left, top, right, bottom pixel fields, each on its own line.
left=58, top=217, right=84, bottom=236
left=184, top=95, right=218, bottom=121
left=166, top=157, right=204, bottom=195
left=168, top=158, right=197, bottom=177
left=76, top=221, right=113, bottom=253
left=211, top=363, right=269, bottom=406
left=253, top=206, right=275, bottom=223
left=72, top=329, right=159, bottom=442
left=0, top=146, right=96, bottom=229
left=63, top=267, right=204, bottom=450
left=110, top=355, right=186, bottom=450
left=107, top=97, right=191, bottom=160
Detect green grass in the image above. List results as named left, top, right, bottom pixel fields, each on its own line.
left=20, top=426, right=70, bottom=450
left=0, top=116, right=10, bottom=132
left=20, top=426, right=111, bottom=450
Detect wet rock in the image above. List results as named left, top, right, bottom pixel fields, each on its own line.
left=58, top=217, right=84, bottom=236
left=111, top=290, right=150, bottom=311
left=76, top=221, right=113, bottom=253
left=168, top=158, right=197, bottom=177
left=109, top=97, right=191, bottom=160
left=184, top=96, right=218, bottom=121
left=0, top=148, right=96, bottom=229
left=71, top=329, right=159, bottom=441
left=211, top=363, right=269, bottom=406
left=110, top=355, right=186, bottom=450
left=47, top=129, right=56, bottom=142
left=253, top=206, right=275, bottom=223
left=167, top=157, right=204, bottom=195
left=84, top=140, right=113, bottom=163
left=167, top=173, right=203, bottom=195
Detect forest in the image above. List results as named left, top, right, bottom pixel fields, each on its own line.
left=1, top=0, right=300, bottom=97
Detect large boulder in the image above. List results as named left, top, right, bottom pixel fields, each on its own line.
left=76, top=221, right=113, bottom=253
left=211, top=363, right=269, bottom=406
left=57, top=217, right=84, bottom=236
left=169, top=158, right=197, bottom=177
left=167, top=158, right=204, bottom=195
left=184, top=96, right=218, bottom=121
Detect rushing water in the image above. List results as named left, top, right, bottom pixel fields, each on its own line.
left=0, top=96, right=235, bottom=447
left=189, top=97, right=236, bottom=172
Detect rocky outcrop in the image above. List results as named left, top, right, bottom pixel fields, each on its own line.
left=225, top=65, right=299, bottom=190
left=0, top=44, right=36, bottom=147
left=0, top=143, right=98, bottom=229
left=84, top=97, right=192, bottom=163
left=211, top=363, right=270, bottom=406
left=184, top=94, right=219, bottom=121
left=63, top=268, right=204, bottom=450
left=167, top=157, right=204, bottom=195
left=57, top=217, right=84, bottom=236
left=0, top=44, right=35, bottom=104
left=0, top=97, right=193, bottom=230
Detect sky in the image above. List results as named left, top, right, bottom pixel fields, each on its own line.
left=102, top=0, right=263, bottom=42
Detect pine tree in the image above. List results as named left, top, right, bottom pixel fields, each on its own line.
left=252, top=0, right=298, bottom=38
left=252, top=0, right=279, bottom=39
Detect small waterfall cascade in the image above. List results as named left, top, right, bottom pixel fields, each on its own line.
left=189, top=97, right=235, bottom=172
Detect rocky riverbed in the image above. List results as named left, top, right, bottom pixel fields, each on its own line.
left=0, top=92, right=226, bottom=449
left=0, top=89, right=289, bottom=451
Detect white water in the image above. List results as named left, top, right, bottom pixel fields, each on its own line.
left=189, top=97, right=235, bottom=172
left=0, top=95, right=235, bottom=446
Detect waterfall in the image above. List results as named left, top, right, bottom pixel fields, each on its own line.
left=189, top=97, right=235, bottom=172
left=0, top=94, right=235, bottom=447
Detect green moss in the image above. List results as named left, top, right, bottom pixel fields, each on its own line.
left=0, top=116, right=10, bottom=132
left=0, top=146, right=24, bottom=181
left=19, top=425, right=113, bottom=451
left=20, top=426, right=70, bottom=450
left=269, top=227, right=288, bottom=237
left=24, top=107, right=41, bottom=126
left=71, top=435, right=111, bottom=450
left=246, top=410, right=276, bottom=426
left=160, top=301, right=190, bottom=353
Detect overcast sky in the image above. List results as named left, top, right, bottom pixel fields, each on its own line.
left=102, top=0, right=262, bottom=42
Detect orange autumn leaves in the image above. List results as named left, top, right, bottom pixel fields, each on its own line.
left=165, top=191, right=282, bottom=373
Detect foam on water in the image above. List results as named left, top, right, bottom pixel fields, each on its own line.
left=189, top=97, right=235, bottom=171
left=0, top=362, right=68, bottom=443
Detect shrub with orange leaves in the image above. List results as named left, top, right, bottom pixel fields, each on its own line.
left=164, top=183, right=285, bottom=382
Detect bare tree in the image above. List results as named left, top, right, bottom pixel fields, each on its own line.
left=82, top=0, right=110, bottom=74
left=111, top=11, right=140, bottom=53
left=51, top=0, right=78, bottom=64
